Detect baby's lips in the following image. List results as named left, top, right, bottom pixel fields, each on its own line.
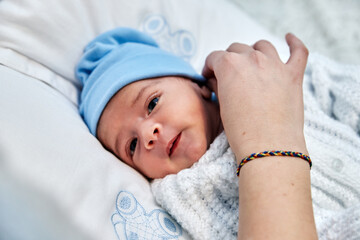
left=167, top=132, right=181, bottom=157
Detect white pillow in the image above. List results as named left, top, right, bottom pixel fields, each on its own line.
left=0, top=0, right=289, bottom=239
left=0, top=65, right=189, bottom=239
left=0, top=0, right=289, bottom=103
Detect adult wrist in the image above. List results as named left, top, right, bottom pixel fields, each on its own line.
left=231, top=137, right=308, bottom=165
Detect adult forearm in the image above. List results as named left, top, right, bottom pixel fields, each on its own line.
left=237, top=156, right=317, bottom=240
left=202, top=33, right=317, bottom=239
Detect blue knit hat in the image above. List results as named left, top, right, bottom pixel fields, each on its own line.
left=76, top=27, right=205, bottom=136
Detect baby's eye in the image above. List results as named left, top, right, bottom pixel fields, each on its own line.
left=130, top=138, right=137, bottom=156
left=148, top=97, right=159, bottom=114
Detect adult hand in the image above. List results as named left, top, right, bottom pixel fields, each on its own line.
left=202, top=34, right=317, bottom=240
left=202, top=33, right=309, bottom=160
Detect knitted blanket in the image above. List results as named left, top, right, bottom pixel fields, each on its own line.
left=151, top=53, right=360, bottom=240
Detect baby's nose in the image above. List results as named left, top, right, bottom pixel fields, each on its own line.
left=142, top=122, right=161, bottom=150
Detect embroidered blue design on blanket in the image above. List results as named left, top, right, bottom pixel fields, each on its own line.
left=141, top=15, right=196, bottom=61
left=112, top=191, right=182, bottom=240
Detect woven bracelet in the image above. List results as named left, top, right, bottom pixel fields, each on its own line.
left=236, top=150, right=312, bottom=176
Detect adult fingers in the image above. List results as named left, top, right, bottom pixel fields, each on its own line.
left=201, top=50, right=225, bottom=79
left=202, top=42, right=252, bottom=78
left=286, top=33, right=309, bottom=74
left=206, top=77, right=218, bottom=97
left=253, top=40, right=280, bottom=60
left=226, top=42, right=253, bottom=54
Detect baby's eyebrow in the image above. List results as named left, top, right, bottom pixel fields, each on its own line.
left=115, top=131, right=130, bottom=163
left=131, top=81, right=158, bottom=107
left=131, top=85, right=147, bottom=107
left=114, top=132, right=123, bottom=159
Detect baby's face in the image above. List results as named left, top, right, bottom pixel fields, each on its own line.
left=97, top=76, right=221, bottom=179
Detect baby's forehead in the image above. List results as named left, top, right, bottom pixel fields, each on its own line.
left=117, top=77, right=162, bottom=97
left=119, top=76, right=191, bottom=96
left=103, top=75, right=200, bottom=121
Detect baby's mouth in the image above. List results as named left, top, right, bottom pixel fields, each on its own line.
left=167, top=132, right=182, bottom=157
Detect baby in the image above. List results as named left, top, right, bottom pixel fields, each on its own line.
left=76, top=27, right=223, bottom=179
left=76, top=27, right=360, bottom=240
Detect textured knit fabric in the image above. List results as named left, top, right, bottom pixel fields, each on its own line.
left=151, top=53, right=360, bottom=240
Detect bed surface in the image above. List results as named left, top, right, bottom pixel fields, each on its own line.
left=1, top=0, right=359, bottom=239
left=235, top=0, right=360, bottom=65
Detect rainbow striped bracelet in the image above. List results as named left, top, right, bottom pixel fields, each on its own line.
left=236, top=150, right=312, bottom=176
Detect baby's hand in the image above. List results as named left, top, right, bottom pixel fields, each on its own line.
left=202, top=34, right=309, bottom=160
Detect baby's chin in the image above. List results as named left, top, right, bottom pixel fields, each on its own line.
left=185, top=144, right=208, bottom=167
left=146, top=138, right=209, bottom=179
left=147, top=156, right=203, bottom=179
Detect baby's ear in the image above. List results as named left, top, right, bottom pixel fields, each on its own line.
left=199, top=85, right=212, bottom=100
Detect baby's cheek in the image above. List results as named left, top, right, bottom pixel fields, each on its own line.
left=188, top=141, right=207, bottom=164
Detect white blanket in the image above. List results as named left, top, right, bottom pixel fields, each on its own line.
left=151, top=53, right=360, bottom=240
left=234, top=0, right=360, bottom=65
